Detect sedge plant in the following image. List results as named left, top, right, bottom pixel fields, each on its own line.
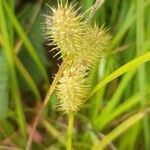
left=25, top=0, right=109, bottom=149
left=43, top=1, right=110, bottom=150
left=1, top=0, right=150, bottom=149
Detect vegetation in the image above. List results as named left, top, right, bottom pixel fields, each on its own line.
left=0, top=0, right=150, bottom=150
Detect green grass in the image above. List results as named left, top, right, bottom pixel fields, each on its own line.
left=0, top=0, right=150, bottom=149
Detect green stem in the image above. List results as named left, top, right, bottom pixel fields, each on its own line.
left=26, top=62, right=67, bottom=150
left=67, top=112, right=74, bottom=150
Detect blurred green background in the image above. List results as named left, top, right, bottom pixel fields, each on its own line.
left=0, top=0, right=150, bottom=149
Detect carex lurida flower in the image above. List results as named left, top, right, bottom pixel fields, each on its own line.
left=44, top=0, right=110, bottom=113
left=56, top=63, right=89, bottom=113
left=44, top=1, right=84, bottom=61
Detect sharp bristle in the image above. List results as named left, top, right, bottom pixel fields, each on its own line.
left=45, top=3, right=54, bottom=11
left=57, top=55, right=62, bottom=60
left=70, top=0, right=78, bottom=9
left=49, top=47, right=59, bottom=52
left=59, top=0, right=63, bottom=7
left=64, top=0, right=69, bottom=9
left=53, top=51, right=61, bottom=58
left=43, top=14, right=51, bottom=19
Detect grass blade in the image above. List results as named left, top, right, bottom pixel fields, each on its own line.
left=93, top=71, right=136, bottom=125
left=89, top=51, right=150, bottom=98
left=94, top=93, right=141, bottom=130
left=0, top=51, right=8, bottom=118
left=92, top=108, right=150, bottom=150
left=0, top=0, right=26, bottom=138
left=43, top=119, right=65, bottom=145
left=136, top=0, right=149, bottom=149
left=14, top=56, right=41, bottom=100
left=3, top=1, right=49, bottom=84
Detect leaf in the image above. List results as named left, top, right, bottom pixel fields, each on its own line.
left=14, top=56, right=41, bottom=100
left=89, top=51, right=150, bottom=98
left=94, top=93, right=140, bottom=130
left=136, top=0, right=149, bottom=149
left=0, top=0, right=26, bottom=137
left=3, top=0, right=49, bottom=84
left=0, top=51, right=8, bottom=119
left=92, top=108, right=150, bottom=150
left=97, top=71, right=136, bottom=120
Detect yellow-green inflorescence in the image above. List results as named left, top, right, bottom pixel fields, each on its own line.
left=56, top=64, right=89, bottom=113
left=44, top=1, right=110, bottom=113
left=44, top=1, right=84, bottom=61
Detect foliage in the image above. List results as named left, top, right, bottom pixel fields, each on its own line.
left=0, top=0, right=150, bottom=149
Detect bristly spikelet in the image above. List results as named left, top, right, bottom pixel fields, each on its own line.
left=44, top=1, right=84, bottom=60
left=80, top=25, right=110, bottom=69
left=56, top=64, right=89, bottom=113
left=43, top=1, right=110, bottom=113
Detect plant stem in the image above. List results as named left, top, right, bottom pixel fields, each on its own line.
left=86, top=0, right=105, bottom=23
left=26, top=62, right=67, bottom=150
left=67, top=112, right=74, bottom=150
left=15, top=0, right=44, bottom=54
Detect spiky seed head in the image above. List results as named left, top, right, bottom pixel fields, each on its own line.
left=80, top=25, right=110, bottom=69
left=43, top=1, right=110, bottom=113
left=44, top=1, right=84, bottom=61
left=56, top=64, right=89, bottom=113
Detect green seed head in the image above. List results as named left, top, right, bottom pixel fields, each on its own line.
left=44, top=1, right=84, bottom=60
left=44, top=1, right=110, bottom=113
left=56, top=64, right=89, bottom=113
left=80, top=25, right=110, bottom=69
